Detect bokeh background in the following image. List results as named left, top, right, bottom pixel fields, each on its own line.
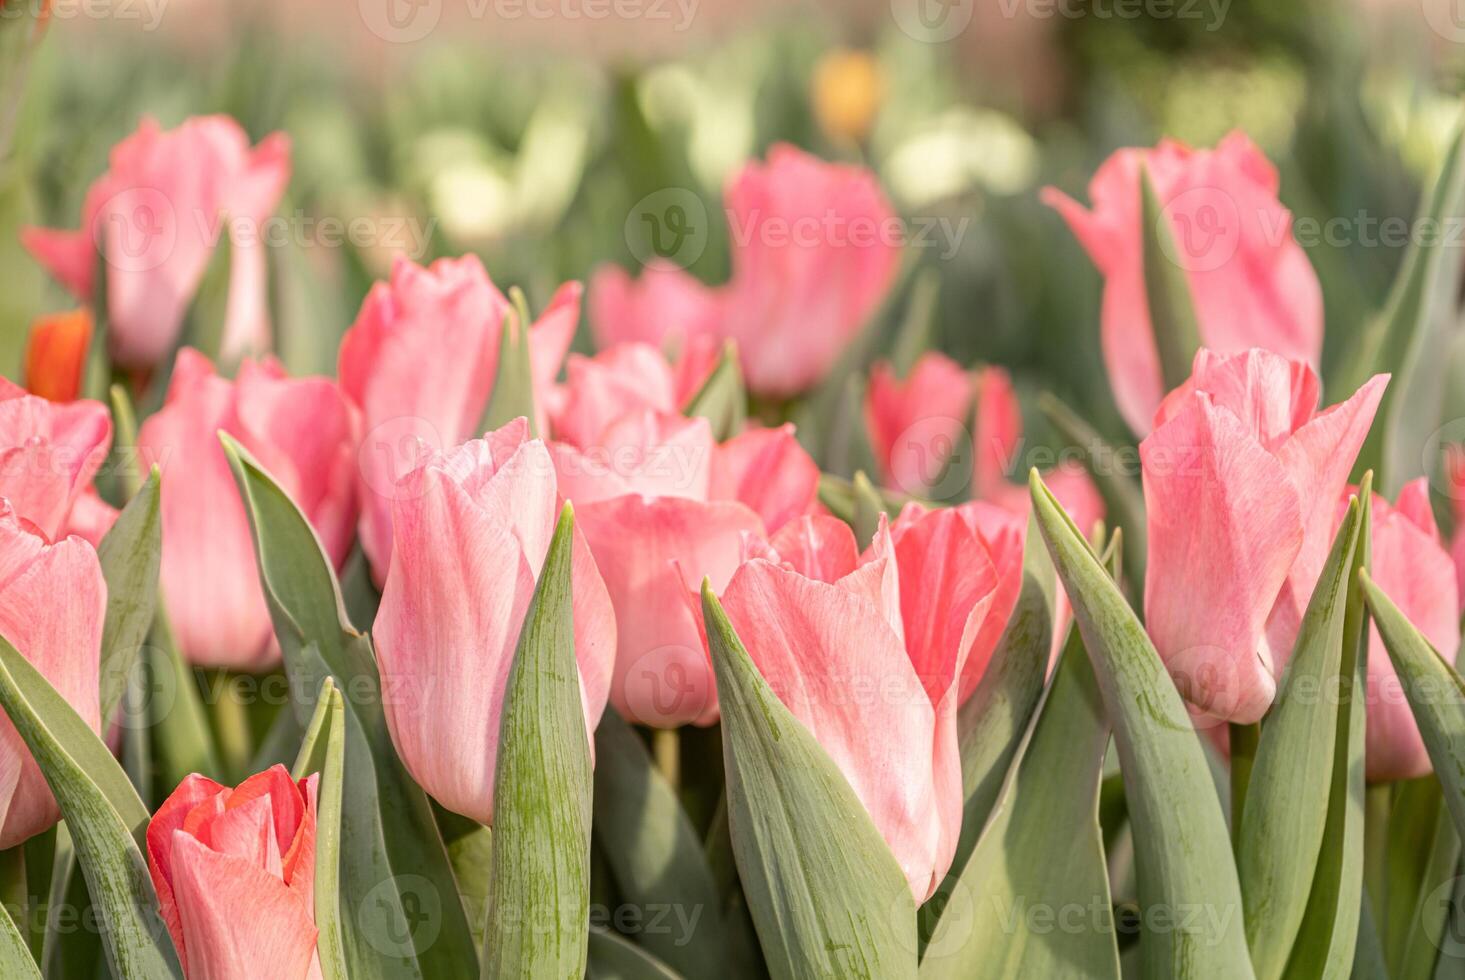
left=1, top=0, right=1460, bottom=444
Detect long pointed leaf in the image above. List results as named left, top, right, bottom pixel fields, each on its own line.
left=1028, top=470, right=1251, bottom=978
left=483, top=505, right=592, bottom=979
left=0, top=636, right=180, bottom=978
left=95, top=468, right=161, bottom=723
left=293, top=679, right=349, bottom=980
left=1140, top=167, right=1203, bottom=392
left=701, top=582, right=917, bottom=980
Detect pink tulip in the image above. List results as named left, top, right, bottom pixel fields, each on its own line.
left=1141, top=348, right=1387, bottom=724
left=339, top=254, right=580, bottom=585
left=1043, top=132, right=1323, bottom=435
left=0, top=505, right=104, bottom=848
left=1446, top=444, right=1465, bottom=611
left=0, top=378, right=113, bottom=542
left=719, top=515, right=967, bottom=900
left=548, top=341, right=714, bottom=449
left=138, top=348, right=358, bottom=670
left=865, top=352, right=973, bottom=499
left=971, top=366, right=1105, bottom=537
left=709, top=424, right=820, bottom=535
left=23, top=115, right=291, bottom=370
left=588, top=258, right=722, bottom=354
left=374, top=419, right=616, bottom=824
left=1354, top=479, right=1459, bottom=781
left=147, top=767, right=320, bottom=980
left=719, top=144, right=901, bottom=396
left=551, top=410, right=766, bottom=727
left=890, top=500, right=1026, bottom=702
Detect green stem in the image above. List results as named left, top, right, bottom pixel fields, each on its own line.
left=208, top=670, right=254, bottom=782
left=1229, top=721, right=1260, bottom=847
left=1364, top=783, right=1392, bottom=923
left=652, top=727, right=680, bottom=789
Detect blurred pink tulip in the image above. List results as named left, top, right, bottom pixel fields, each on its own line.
left=709, top=424, right=820, bottom=535
left=339, top=254, right=580, bottom=585
left=548, top=341, right=714, bottom=448
left=1043, top=132, right=1323, bottom=435
left=23, top=115, right=291, bottom=370
left=0, top=505, right=104, bottom=849
left=0, top=378, right=113, bottom=541
left=1446, top=444, right=1465, bottom=611
left=374, top=419, right=616, bottom=825
left=551, top=410, right=765, bottom=727
left=720, top=144, right=901, bottom=396
left=138, top=349, right=357, bottom=670
left=1141, top=348, right=1386, bottom=724
left=971, top=367, right=1105, bottom=536
left=865, top=352, right=973, bottom=499
left=589, top=258, right=722, bottom=354
left=720, top=515, right=964, bottom=900
left=147, top=767, right=320, bottom=980
left=1355, top=479, right=1459, bottom=781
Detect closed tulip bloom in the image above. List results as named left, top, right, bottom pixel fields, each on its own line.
left=23, top=115, right=290, bottom=369
left=865, top=352, right=973, bottom=499
left=718, top=144, right=900, bottom=397
left=138, top=349, right=358, bottom=670
left=147, top=767, right=320, bottom=979
left=551, top=411, right=765, bottom=727
left=0, top=505, right=104, bottom=848
left=709, top=423, right=820, bottom=535
left=0, top=377, right=112, bottom=542
left=1043, top=132, right=1323, bottom=435
left=1141, top=348, right=1387, bottom=724
left=339, top=254, right=580, bottom=585
left=588, top=258, right=723, bottom=354
left=23, top=308, right=93, bottom=403
left=1355, top=479, right=1459, bottom=781
left=374, top=419, right=616, bottom=825
left=720, top=515, right=968, bottom=900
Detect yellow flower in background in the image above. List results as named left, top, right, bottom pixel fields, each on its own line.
left=812, top=48, right=884, bottom=145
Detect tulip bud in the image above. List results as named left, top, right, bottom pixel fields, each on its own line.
left=0, top=376, right=112, bottom=541
left=23, top=308, right=92, bottom=403
left=147, top=767, right=320, bottom=979
left=374, top=419, right=616, bottom=825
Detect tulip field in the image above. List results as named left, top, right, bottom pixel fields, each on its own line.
left=3, top=1, right=1465, bottom=978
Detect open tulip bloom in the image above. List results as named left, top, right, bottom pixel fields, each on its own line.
left=6, top=56, right=1465, bottom=980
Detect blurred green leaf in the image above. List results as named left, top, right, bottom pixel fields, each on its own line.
left=683, top=341, right=746, bottom=442
left=701, top=582, right=918, bottom=980
left=479, top=292, right=537, bottom=437
left=1238, top=487, right=1367, bottom=979
left=1384, top=779, right=1458, bottom=980
left=1028, top=470, right=1250, bottom=978
left=921, top=630, right=1119, bottom=978
left=1140, top=167, right=1202, bottom=394
left=221, top=434, right=480, bottom=979
left=0, top=635, right=181, bottom=978
left=0, top=897, right=38, bottom=980
left=1345, top=119, right=1465, bottom=492
left=586, top=927, right=683, bottom=980
left=1038, top=392, right=1147, bottom=593
left=592, top=709, right=726, bottom=976
left=483, top=505, right=592, bottom=979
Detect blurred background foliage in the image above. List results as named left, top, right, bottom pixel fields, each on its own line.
left=1, top=0, right=1461, bottom=443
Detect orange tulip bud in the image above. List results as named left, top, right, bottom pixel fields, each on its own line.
left=23, top=307, right=92, bottom=402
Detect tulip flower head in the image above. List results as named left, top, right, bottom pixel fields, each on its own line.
left=1043, top=132, right=1323, bottom=436
left=1141, top=348, right=1386, bottom=724
left=147, top=767, right=320, bottom=980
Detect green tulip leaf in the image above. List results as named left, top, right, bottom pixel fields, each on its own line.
left=293, top=678, right=349, bottom=980
left=920, top=630, right=1119, bottom=979
left=479, top=291, right=538, bottom=437
left=683, top=340, right=746, bottom=441
left=586, top=927, right=684, bottom=980
left=592, top=709, right=726, bottom=975
left=95, top=467, right=161, bottom=724
left=1028, top=470, right=1251, bottom=978
left=1139, top=166, right=1203, bottom=394
left=701, top=582, right=918, bottom=980
left=0, top=634, right=180, bottom=978
left=483, top=504, right=592, bottom=980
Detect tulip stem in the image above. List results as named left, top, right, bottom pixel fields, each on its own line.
left=1229, top=722, right=1260, bottom=846
left=208, top=671, right=255, bottom=782
left=653, top=727, right=680, bottom=788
